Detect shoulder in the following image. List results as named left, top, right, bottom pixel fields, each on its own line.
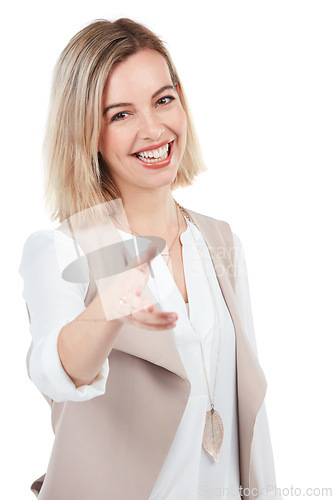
left=182, top=205, right=234, bottom=248
left=183, top=205, right=231, bottom=229
left=182, top=206, right=245, bottom=250
left=18, top=229, right=86, bottom=276
left=21, top=228, right=85, bottom=253
left=181, top=204, right=247, bottom=265
left=19, top=230, right=56, bottom=269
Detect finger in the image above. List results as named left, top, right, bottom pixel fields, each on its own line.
left=121, top=291, right=153, bottom=316
left=131, top=309, right=178, bottom=325
left=124, top=309, right=176, bottom=328
left=129, top=319, right=177, bottom=331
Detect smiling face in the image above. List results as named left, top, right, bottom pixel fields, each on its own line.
left=99, top=49, right=187, bottom=195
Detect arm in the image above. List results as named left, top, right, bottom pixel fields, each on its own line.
left=232, top=232, right=259, bottom=357
left=18, top=229, right=120, bottom=403
left=232, top=232, right=282, bottom=498
left=57, top=288, right=122, bottom=388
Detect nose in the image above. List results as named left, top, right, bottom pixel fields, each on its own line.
left=137, top=110, right=165, bottom=141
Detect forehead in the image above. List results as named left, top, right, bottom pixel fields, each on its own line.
left=103, top=49, right=172, bottom=100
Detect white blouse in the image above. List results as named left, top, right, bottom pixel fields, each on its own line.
left=18, top=218, right=265, bottom=499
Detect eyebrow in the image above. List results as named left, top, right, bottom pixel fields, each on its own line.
left=103, top=85, right=176, bottom=116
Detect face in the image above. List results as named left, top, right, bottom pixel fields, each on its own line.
left=99, top=49, right=187, bottom=195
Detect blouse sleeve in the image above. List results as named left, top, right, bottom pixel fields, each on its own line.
left=232, top=231, right=260, bottom=357
left=232, top=232, right=282, bottom=498
left=18, top=229, right=109, bottom=403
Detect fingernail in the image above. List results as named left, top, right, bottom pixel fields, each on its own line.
left=167, top=314, right=177, bottom=321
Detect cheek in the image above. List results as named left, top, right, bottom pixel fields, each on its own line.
left=174, top=106, right=187, bottom=135
left=99, top=131, right=125, bottom=159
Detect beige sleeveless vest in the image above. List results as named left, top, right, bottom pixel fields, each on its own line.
left=27, top=204, right=267, bottom=500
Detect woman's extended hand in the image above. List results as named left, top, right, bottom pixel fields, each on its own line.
left=100, top=241, right=178, bottom=330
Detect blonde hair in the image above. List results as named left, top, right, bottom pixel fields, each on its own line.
left=43, top=18, right=207, bottom=223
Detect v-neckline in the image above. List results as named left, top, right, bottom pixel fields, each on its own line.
left=164, top=220, right=193, bottom=319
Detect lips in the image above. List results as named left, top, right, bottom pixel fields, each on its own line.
left=132, top=140, right=174, bottom=169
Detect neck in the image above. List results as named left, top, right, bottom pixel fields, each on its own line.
left=119, top=189, right=180, bottom=235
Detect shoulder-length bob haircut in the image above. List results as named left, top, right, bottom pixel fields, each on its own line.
left=43, top=18, right=207, bottom=223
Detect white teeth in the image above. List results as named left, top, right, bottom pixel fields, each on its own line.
left=137, top=143, right=169, bottom=159
left=138, top=149, right=169, bottom=163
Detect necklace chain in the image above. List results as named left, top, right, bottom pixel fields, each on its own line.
left=160, top=203, right=179, bottom=266
left=110, top=199, right=222, bottom=409
left=175, top=201, right=222, bottom=409
left=111, top=202, right=180, bottom=267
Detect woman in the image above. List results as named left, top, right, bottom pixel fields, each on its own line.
left=19, top=18, right=281, bottom=500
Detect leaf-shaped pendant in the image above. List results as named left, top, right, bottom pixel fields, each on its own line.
left=202, top=407, right=224, bottom=462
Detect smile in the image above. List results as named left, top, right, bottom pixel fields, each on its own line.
left=131, top=141, right=174, bottom=169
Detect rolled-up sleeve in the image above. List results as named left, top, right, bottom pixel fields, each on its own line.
left=18, top=229, right=109, bottom=403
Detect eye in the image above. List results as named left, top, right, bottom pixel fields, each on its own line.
left=156, top=95, right=175, bottom=106
left=111, top=111, right=130, bottom=123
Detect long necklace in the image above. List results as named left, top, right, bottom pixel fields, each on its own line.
left=175, top=200, right=224, bottom=462
left=111, top=199, right=224, bottom=462
left=160, top=205, right=179, bottom=266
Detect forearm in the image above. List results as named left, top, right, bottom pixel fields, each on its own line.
left=57, top=292, right=122, bottom=388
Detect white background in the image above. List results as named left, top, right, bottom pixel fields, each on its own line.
left=1, top=0, right=332, bottom=498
